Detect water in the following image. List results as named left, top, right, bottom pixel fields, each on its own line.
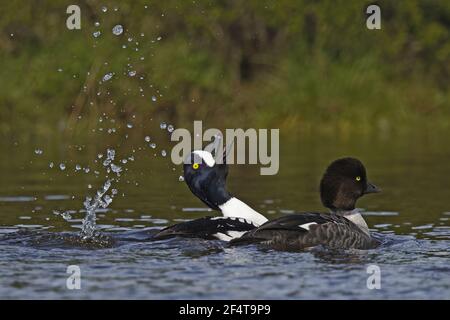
left=112, top=25, right=124, bottom=36
left=0, top=134, right=449, bottom=299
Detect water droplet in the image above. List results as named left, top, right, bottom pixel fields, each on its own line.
left=178, top=175, right=185, bottom=182
left=111, top=164, right=122, bottom=174
left=149, top=143, right=156, bottom=149
left=34, top=149, right=43, bottom=155
left=144, top=136, right=151, bottom=142
left=128, top=70, right=136, bottom=77
left=157, top=36, right=162, bottom=41
left=62, top=211, right=72, bottom=220
left=107, top=149, right=115, bottom=160
left=75, top=164, right=82, bottom=171
left=112, top=24, right=123, bottom=36
left=94, top=21, right=100, bottom=27
left=127, top=123, right=133, bottom=128
left=161, top=150, right=167, bottom=157
left=59, top=163, right=66, bottom=171
left=167, top=125, right=174, bottom=133
left=49, top=162, right=54, bottom=168
left=160, top=122, right=167, bottom=129
left=93, top=31, right=101, bottom=38
left=101, top=6, right=108, bottom=12
left=102, top=72, right=113, bottom=82
left=151, top=96, right=157, bottom=102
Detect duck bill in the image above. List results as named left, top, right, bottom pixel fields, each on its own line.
left=365, top=182, right=381, bottom=194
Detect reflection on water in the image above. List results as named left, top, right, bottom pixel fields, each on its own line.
left=0, top=134, right=449, bottom=299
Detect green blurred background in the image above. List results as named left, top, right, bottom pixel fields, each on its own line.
left=0, top=0, right=449, bottom=140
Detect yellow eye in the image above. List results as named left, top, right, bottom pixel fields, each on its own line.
left=192, top=163, right=199, bottom=170
left=356, top=176, right=361, bottom=181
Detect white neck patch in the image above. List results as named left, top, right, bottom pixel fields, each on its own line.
left=343, top=211, right=370, bottom=235
left=218, top=197, right=268, bottom=227
left=192, top=150, right=216, bottom=167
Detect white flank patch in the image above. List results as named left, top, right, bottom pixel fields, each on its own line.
left=298, top=222, right=317, bottom=230
left=213, top=231, right=247, bottom=241
left=192, top=150, right=215, bottom=167
left=226, top=231, right=247, bottom=239
left=219, top=197, right=268, bottom=226
left=213, top=232, right=232, bottom=241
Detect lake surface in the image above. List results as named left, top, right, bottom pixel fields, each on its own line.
left=0, top=132, right=449, bottom=299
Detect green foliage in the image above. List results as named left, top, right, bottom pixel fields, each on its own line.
left=0, top=0, right=449, bottom=137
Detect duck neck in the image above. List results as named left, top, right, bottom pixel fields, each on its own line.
left=332, top=208, right=370, bottom=235
left=218, top=197, right=268, bottom=226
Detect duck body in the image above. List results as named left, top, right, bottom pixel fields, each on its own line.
left=230, top=212, right=379, bottom=250
left=152, top=216, right=258, bottom=241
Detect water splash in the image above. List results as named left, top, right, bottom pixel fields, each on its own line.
left=53, top=210, right=72, bottom=221
left=80, top=148, right=124, bottom=239
left=112, top=25, right=123, bottom=36
left=102, top=72, right=114, bottom=82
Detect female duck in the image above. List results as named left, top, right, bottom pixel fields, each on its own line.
left=231, top=158, right=381, bottom=250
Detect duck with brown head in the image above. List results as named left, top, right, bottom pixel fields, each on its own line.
left=230, top=158, right=381, bottom=250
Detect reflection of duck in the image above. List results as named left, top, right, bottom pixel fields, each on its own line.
left=231, top=158, right=381, bottom=250
left=152, top=146, right=267, bottom=241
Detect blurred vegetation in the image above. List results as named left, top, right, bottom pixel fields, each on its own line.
left=0, top=0, right=449, bottom=139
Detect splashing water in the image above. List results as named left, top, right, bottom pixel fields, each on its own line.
left=80, top=148, right=124, bottom=239
left=53, top=210, right=72, bottom=221
left=112, top=25, right=124, bottom=36
left=102, top=72, right=114, bottom=82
